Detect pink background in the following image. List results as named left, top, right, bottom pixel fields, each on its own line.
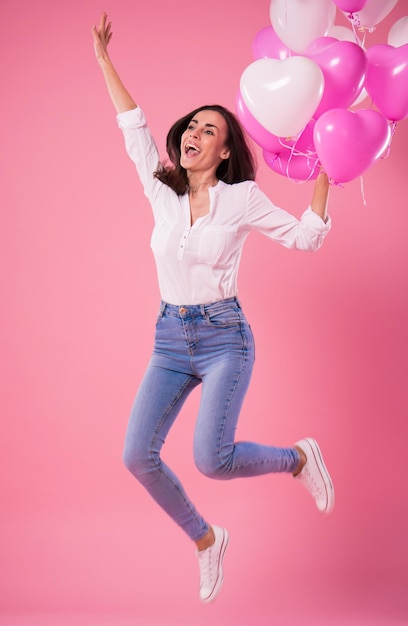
left=1, top=1, right=407, bottom=624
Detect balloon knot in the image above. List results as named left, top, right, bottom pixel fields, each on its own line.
left=329, top=178, right=343, bottom=188
left=347, top=12, right=361, bottom=28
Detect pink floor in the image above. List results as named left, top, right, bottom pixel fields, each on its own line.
left=0, top=610, right=407, bottom=626
left=1, top=577, right=407, bottom=626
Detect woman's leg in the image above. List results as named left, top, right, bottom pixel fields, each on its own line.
left=191, top=306, right=334, bottom=514
left=194, top=362, right=299, bottom=479
left=123, top=358, right=209, bottom=542
left=193, top=314, right=299, bottom=479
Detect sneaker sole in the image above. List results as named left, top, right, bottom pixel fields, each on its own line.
left=303, top=438, right=335, bottom=514
left=200, top=528, right=230, bottom=603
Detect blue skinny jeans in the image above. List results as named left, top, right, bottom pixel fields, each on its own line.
left=123, top=297, right=300, bottom=542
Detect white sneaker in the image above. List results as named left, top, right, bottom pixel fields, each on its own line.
left=197, top=525, right=229, bottom=603
left=294, top=438, right=335, bottom=514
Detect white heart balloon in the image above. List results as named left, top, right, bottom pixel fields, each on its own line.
left=327, top=24, right=358, bottom=43
left=240, top=57, right=324, bottom=138
left=270, top=0, right=336, bottom=53
left=388, top=16, right=408, bottom=47
left=351, top=0, right=399, bottom=29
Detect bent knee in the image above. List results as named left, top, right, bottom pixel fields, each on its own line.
left=122, top=446, right=140, bottom=475
left=194, top=451, right=232, bottom=480
left=123, top=444, right=154, bottom=480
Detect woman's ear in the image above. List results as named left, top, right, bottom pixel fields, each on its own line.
left=221, top=148, right=230, bottom=160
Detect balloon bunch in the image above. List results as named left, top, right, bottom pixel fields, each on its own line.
left=237, top=0, right=408, bottom=184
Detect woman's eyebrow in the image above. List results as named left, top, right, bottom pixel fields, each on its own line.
left=190, top=118, right=219, bottom=130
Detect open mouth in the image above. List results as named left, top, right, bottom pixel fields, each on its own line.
left=185, top=143, right=201, bottom=155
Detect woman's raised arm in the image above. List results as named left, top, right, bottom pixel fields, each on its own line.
left=91, top=13, right=137, bottom=114
left=310, top=170, right=330, bottom=223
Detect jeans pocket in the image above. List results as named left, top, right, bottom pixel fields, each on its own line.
left=205, top=307, right=242, bottom=328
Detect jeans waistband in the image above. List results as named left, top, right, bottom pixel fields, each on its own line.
left=159, top=297, right=241, bottom=319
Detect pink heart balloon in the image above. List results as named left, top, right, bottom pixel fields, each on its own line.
left=365, top=44, right=408, bottom=122
left=252, top=25, right=292, bottom=60
left=306, top=40, right=367, bottom=118
left=240, top=57, right=324, bottom=138
left=305, top=36, right=339, bottom=55
left=314, top=108, right=391, bottom=183
left=333, top=0, right=367, bottom=11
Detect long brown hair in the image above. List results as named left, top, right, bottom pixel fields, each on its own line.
left=154, top=105, right=257, bottom=195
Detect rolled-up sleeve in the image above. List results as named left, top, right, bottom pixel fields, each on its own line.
left=116, top=107, right=162, bottom=203
left=245, top=182, right=331, bottom=251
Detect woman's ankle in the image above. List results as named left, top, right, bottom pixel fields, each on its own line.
left=293, top=446, right=307, bottom=477
left=196, top=526, right=215, bottom=551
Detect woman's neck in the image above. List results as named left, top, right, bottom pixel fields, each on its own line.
left=187, top=175, right=218, bottom=195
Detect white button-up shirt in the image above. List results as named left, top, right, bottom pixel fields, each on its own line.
left=117, top=107, right=331, bottom=305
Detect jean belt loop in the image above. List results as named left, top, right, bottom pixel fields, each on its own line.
left=159, top=301, right=167, bottom=318
left=200, top=303, right=206, bottom=317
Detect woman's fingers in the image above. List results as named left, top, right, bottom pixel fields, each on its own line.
left=96, top=13, right=112, bottom=46
left=92, top=12, right=113, bottom=55
left=97, top=12, right=106, bottom=35
left=105, top=20, right=112, bottom=45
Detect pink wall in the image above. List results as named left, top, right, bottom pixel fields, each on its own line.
left=1, top=0, right=407, bottom=624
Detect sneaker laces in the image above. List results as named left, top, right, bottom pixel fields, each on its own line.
left=299, top=465, right=324, bottom=501
left=197, top=546, right=214, bottom=588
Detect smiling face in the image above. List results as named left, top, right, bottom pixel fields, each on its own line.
left=179, top=109, right=231, bottom=176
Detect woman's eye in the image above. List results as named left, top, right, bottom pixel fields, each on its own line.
left=205, top=130, right=214, bottom=135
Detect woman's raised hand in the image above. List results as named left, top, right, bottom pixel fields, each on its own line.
left=91, top=12, right=136, bottom=113
left=92, top=12, right=113, bottom=63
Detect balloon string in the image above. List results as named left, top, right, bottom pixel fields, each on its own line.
left=271, top=153, right=319, bottom=184
left=274, top=132, right=320, bottom=183
left=277, top=135, right=318, bottom=162
left=278, top=132, right=300, bottom=151
left=382, top=121, right=397, bottom=160
left=285, top=146, right=320, bottom=183
left=348, top=13, right=361, bottom=37
left=347, top=12, right=374, bottom=45
left=360, top=175, right=367, bottom=206
left=347, top=13, right=364, bottom=47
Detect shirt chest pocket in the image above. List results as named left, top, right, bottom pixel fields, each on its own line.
left=196, top=226, right=238, bottom=266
